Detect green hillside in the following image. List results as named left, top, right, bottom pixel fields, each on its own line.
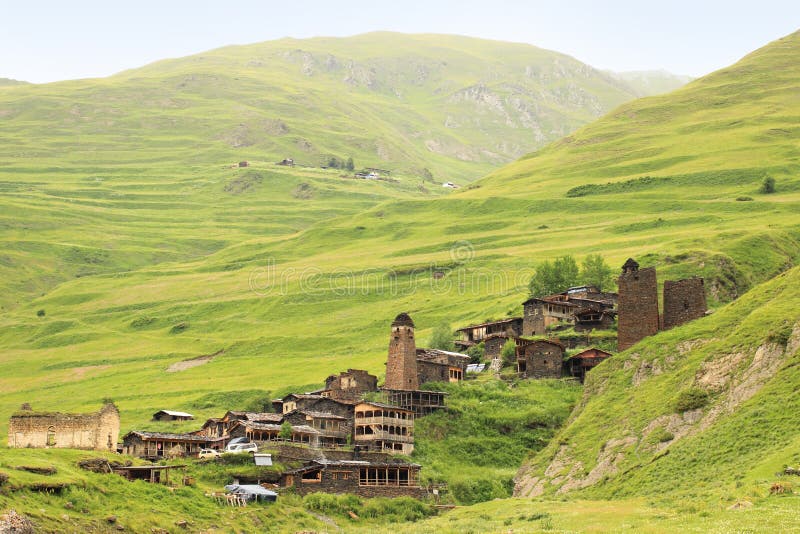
left=515, top=264, right=800, bottom=503
left=1, top=31, right=799, bottom=442
left=0, top=31, right=647, bottom=184
left=1, top=28, right=800, bottom=532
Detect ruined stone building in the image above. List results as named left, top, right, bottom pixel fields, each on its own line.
left=515, top=339, right=565, bottom=379
left=384, top=313, right=420, bottom=390
left=8, top=403, right=119, bottom=451
left=663, top=277, right=707, bottom=329
left=322, top=369, right=378, bottom=401
left=354, top=401, right=414, bottom=454
left=617, top=258, right=707, bottom=350
left=280, top=459, right=424, bottom=498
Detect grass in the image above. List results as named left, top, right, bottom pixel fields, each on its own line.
left=1, top=28, right=800, bottom=533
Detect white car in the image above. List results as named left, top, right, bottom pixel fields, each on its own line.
left=198, top=448, right=221, bottom=459
left=225, top=442, right=258, bottom=454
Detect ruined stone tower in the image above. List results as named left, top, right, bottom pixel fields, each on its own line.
left=384, top=313, right=419, bottom=390
left=663, top=278, right=707, bottom=330
left=617, top=258, right=660, bottom=351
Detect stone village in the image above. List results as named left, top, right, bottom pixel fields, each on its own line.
left=7, top=259, right=706, bottom=500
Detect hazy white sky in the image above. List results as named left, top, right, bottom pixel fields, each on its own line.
left=2, top=0, right=798, bottom=83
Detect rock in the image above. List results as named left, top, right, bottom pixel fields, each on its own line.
left=0, top=509, right=35, bottom=534
left=106, top=515, right=117, bottom=523
left=175, top=520, right=188, bottom=529
left=727, top=501, right=753, bottom=510
left=64, top=502, right=74, bottom=510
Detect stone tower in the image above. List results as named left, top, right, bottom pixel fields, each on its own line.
left=663, top=278, right=707, bottom=330
left=617, top=258, right=660, bottom=351
left=384, top=313, right=419, bottom=390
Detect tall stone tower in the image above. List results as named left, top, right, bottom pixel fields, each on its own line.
left=617, top=258, right=660, bottom=350
left=663, top=278, right=707, bottom=330
left=384, top=313, right=419, bottom=390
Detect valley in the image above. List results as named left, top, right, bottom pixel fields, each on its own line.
left=1, top=29, right=800, bottom=533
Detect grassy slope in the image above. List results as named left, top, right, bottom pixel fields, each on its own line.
left=1, top=29, right=800, bottom=532
left=1, top=33, right=799, bottom=441
left=515, top=265, right=800, bottom=501
left=0, top=32, right=645, bottom=184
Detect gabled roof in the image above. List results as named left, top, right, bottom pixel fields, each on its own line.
left=356, top=401, right=413, bottom=412
left=517, top=338, right=566, bottom=350
left=153, top=410, right=194, bottom=418
left=298, top=410, right=347, bottom=420
left=123, top=431, right=217, bottom=442
left=231, top=420, right=319, bottom=434
left=456, top=317, right=522, bottom=332
left=570, top=348, right=614, bottom=359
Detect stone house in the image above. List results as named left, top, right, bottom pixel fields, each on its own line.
left=121, top=431, right=223, bottom=459
left=515, top=339, right=566, bottom=379
left=523, top=290, right=617, bottom=336
left=152, top=410, right=194, bottom=422
left=566, top=348, right=613, bottom=383
left=228, top=420, right=319, bottom=446
left=415, top=348, right=470, bottom=384
left=455, top=318, right=523, bottom=351
left=354, top=401, right=414, bottom=455
left=284, top=410, right=352, bottom=448
left=8, top=403, right=119, bottom=451
left=280, top=460, right=424, bottom=498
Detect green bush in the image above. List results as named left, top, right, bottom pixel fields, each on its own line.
left=303, top=492, right=362, bottom=516
left=169, top=322, right=189, bottom=334
left=36, top=309, right=46, bottom=317
left=647, top=426, right=675, bottom=444
left=759, top=175, right=776, bottom=194
left=361, top=497, right=434, bottom=522
left=674, top=387, right=710, bottom=413
left=735, top=196, right=754, bottom=201
left=767, top=322, right=793, bottom=346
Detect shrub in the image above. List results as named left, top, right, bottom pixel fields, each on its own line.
left=130, top=316, right=156, bottom=328
left=674, top=387, right=709, bottom=413
left=303, top=493, right=361, bottom=516
left=466, top=342, right=484, bottom=363
left=501, top=339, right=517, bottom=367
left=361, top=497, right=434, bottom=522
left=759, top=175, right=776, bottom=194
left=169, top=322, right=189, bottom=334
left=736, top=196, right=753, bottom=201
left=428, top=322, right=455, bottom=351
left=767, top=322, right=793, bottom=346
left=36, top=309, right=45, bottom=317
left=647, top=426, right=675, bottom=444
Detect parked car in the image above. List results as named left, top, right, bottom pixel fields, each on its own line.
left=227, top=437, right=249, bottom=446
left=198, top=448, right=220, bottom=459
left=225, top=442, right=258, bottom=454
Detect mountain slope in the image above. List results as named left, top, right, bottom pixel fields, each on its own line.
left=515, top=264, right=800, bottom=503
left=469, top=30, right=800, bottom=197
left=1, top=31, right=799, bottom=448
left=0, top=32, right=644, bottom=183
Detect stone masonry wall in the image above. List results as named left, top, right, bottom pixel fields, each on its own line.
left=662, top=278, right=707, bottom=330
left=617, top=266, right=660, bottom=350
left=8, top=404, right=119, bottom=451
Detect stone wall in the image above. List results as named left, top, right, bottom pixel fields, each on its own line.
left=517, top=341, right=564, bottom=379
left=484, top=336, right=506, bottom=359
left=663, top=278, right=707, bottom=330
left=522, top=302, right=546, bottom=336
left=324, top=369, right=378, bottom=401
left=617, top=266, right=660, bottom=350
left=416, top=360, right=449, bottom=385
left=8, top=403, right=120, bottom=451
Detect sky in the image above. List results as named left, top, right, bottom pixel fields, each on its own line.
left=2, top=0, right=799, bottom=83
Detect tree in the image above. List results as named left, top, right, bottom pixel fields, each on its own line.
left=279, top=421, right=292, bottom=441
left=428, top=322, right=455, bottom=351
left=760, top=175, right=776, bottom=194
left=528, top=255, right=580, bottom=298
left=581, top=254, right=614, bottom=291
left=466, top=342, right=484, bottom=364
left=345, top=157, right=355, bottom=171
left=420, top=168, right=434, bottom=182
left=327, top=156, right=340, bottom=169
left=501, top=339, right=517, bottom=367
